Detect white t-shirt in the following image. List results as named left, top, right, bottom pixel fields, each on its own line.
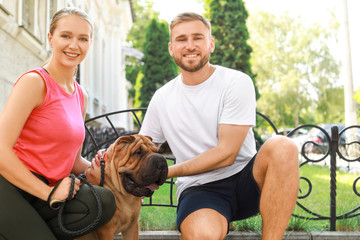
left=139, top=65, right=257, bottom=198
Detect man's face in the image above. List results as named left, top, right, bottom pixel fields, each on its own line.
left=169, top=20, right=215, bottom=72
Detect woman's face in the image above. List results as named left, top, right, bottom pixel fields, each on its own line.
left=48, top=14, right=92, bottom=68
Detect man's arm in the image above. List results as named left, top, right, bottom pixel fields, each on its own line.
left=155, top=143, right=163, bottom=150
left=167, top=124, right=250, bottom=179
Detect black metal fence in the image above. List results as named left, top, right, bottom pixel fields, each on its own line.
left=82, top=108, right=360, bottom=231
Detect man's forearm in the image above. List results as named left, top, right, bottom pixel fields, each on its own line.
left=167, top=146, right=237, bottom=179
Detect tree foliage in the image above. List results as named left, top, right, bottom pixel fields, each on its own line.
left=126, top=56, right=142, bottom=99
left=204, top=0, right=259, bottom=99
left=140, top=19, right=178, bottom=108
left=133, top=71, right=143, bottom=108
left=126, top=0, right=160, bottom=102
left=248, top=11, right=342, bottom=128
left=127, top=0, right=160, bottom=51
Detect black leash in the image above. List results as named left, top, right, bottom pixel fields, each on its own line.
left=58, top=174, right=103, bottom=236
left=99, top=155, right=106, bottom=187
left=47, top=156, right=106, bottom=237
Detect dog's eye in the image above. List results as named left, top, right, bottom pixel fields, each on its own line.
left=132, top=148, right=142, bottom=156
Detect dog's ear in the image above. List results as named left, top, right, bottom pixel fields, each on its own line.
left=118, top=135, right=136, bottom=143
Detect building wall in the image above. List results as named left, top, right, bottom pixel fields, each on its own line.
left=0, top=0, right=50, bottom=111
left=0, top=0, right=134, bottom=129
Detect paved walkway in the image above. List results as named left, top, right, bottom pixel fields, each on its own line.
left=114, top=230, right=360, bottom=239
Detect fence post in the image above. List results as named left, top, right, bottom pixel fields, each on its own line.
left=330, top=126, right=338, bottom=231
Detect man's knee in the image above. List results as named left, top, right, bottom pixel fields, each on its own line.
left=254, top=135, right=299, bottom=187
left=180, top=209, right=228, bottom=240
left=267, top=135, right=297, bottom=152
left=261, top=135, right=298, bottom=164
left=181, top=225, right=226, bottom=240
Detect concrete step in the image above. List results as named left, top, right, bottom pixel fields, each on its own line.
left=114, top=230, right=360, bottom=240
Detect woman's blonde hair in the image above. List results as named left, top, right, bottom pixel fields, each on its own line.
left=49, top=7, right=93, bottom=37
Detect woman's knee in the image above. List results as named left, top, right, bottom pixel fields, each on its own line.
left=63, top=185, right=115, bottom=224
left=99, top=187, right=116, bottom=222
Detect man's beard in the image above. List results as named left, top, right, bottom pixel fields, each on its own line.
left=173, top=51, right=211, bottom=72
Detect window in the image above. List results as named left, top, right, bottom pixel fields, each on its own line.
left=22, top=0, right=34, bottom=30
left=20, top=0, right=48, bottom=44
left=0, top=1, right=16, bottom=14
left=49, top=0, right=57, bottom=18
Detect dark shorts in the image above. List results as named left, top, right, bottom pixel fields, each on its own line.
left=176, top=155, right=260, bottom=230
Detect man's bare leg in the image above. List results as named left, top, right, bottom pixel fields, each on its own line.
left=253, top=135, right=299, bottom=240
left=180, top=208, right=228, bottom=240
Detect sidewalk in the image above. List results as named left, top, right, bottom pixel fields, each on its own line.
left=115, top=230, right=360, bottom=239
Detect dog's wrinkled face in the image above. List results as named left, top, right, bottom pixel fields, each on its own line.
left=86, top=134, right=168, bottom=197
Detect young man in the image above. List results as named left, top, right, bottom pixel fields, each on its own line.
left=139, top=12, right=299, bottom=240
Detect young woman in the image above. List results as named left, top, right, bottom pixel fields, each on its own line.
left=0, top=7, right=115, bottom=240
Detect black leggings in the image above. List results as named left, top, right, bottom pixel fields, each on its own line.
left=0, top=174, right=116, bottom=240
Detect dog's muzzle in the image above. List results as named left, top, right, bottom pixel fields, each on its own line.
left=122, top=153, right=168, bottom=197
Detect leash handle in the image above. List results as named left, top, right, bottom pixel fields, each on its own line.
left=49, top=199, right=64, bottom=210
left=47, top=174, right=76, bottom=210
left=47, top=178, right=64, bottom=210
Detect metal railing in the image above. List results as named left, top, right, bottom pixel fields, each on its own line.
left=289, top=124, right=360, bottom=230
left=81, top=108, right=360, bottom=230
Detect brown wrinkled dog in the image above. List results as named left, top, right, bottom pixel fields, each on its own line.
left=78, top=134, right=168, bottom=240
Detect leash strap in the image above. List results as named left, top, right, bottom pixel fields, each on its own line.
left=48, top=174, right=103, bottom=237
left=46, top=152, right=108, bottom=237
left=99, top=154, right=106, bottom=187
left=47, top=178, right=65, bottom=210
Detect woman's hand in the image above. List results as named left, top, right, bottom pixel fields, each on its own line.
left=49, top=176, right=81, bottom=204
left=92, top=149, right=106, bottom=167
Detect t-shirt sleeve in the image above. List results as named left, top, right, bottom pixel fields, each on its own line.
left=219, top=73, right=256, bottom=127
left=139, top=92, right=166, bottom=143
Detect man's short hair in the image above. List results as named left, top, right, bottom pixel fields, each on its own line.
left=169, top=12, right=212, bottom=39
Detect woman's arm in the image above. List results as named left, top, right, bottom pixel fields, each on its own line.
left=72, top=148, right=90, bottom=176
left=72, top=85, right=90, bottom=176
left=0, top=73, right=79, bottom=202
left=0, top=73, right=54, bottom=201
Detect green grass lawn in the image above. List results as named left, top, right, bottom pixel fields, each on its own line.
left=139, top=164, right=360, bottom=231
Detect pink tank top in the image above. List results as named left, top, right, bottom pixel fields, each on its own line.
left=13, top=67, right=85, bottom=186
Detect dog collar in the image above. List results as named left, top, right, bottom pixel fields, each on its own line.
left=101, top=153, right=108, bottom=163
